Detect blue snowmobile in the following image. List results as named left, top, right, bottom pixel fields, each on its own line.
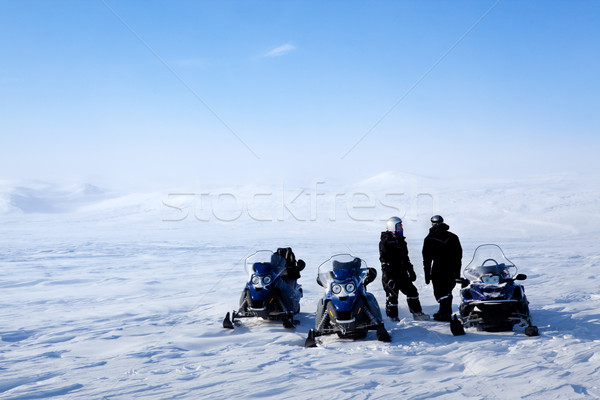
left=450, top=244, right=539, bottom=337
left=305, top=254, right=391, bottom=347
left=223, top=248, right=304, bottom=329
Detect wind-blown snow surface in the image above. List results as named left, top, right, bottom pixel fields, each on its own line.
left=1, top=173, right=599, bottom=399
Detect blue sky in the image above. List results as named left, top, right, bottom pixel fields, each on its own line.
left=1, top=1, right=599, bottom=189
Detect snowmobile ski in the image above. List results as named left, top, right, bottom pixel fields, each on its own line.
left=450, top=315, right=466, bottom=336
left=223, top=312, right=234, bottom=329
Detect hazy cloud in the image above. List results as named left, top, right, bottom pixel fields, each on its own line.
left=264, top=43, right=296, bottom=57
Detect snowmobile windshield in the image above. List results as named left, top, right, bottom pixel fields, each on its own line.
left=463, top=244, right=517, bottom=282
left=244, top=250, right=286, bottom=280
left=317, top=254, right=368, bottom=289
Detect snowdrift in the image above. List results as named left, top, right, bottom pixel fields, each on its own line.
left=1, top=173, right=599, bottom=399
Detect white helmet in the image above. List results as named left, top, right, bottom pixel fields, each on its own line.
left=386, top=216, right=403, bottom=232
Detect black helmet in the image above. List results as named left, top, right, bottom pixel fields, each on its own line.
left=431, top=215, right=444, bottom=225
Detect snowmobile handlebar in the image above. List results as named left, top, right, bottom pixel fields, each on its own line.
left=457, top=273, right=526, bottom=288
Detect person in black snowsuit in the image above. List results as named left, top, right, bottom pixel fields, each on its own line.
left=379, top=217, right=429, bottom=321
left=422, top=215, right=463, bottom=322
left=276, top=247, right=305, bottom=284
left=275, top=247, right=305, bottom=312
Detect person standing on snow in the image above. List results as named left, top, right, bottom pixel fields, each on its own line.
left=422, top=215, right=463, bottom=322
left=379, top=217, right=430, bottom=321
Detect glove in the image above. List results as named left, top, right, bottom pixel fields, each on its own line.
left=424, top=270, right=431, bottom=285
left=407, top=269, right=416, bottom=282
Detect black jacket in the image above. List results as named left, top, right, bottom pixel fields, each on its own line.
left=422, top=223, right=462, bottom=280
left=276, top=247, right=305, bottom=281
left=379, top=231, right=414, bottom=279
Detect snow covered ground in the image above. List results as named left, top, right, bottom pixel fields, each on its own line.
left=1, top=173, right=599, bottom=399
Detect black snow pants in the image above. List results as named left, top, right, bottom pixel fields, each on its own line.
left=432, top=278, right=455, bottom=316
left=382, top=272, right=422, bottom=318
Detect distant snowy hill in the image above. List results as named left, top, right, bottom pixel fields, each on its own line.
left=1, top=182, right=108, bottom=214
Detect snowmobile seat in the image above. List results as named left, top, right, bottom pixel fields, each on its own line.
left=331, top=258, right=361, bottom=280
left=253, top=261, right=277, bottom=275
left=332, top=258, right=361, bottom=271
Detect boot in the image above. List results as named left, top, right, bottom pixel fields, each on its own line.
left=433, top=297, right=452, bottom=322
left=386, top=303, right=399, bottom=321
left=407, top=297, right=429, bottom=320
left=407, top=297, right=423, bottom=314
left=412, top=312, right=430, bottom=321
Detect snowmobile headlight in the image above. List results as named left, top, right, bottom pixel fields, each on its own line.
left=251, top=275, right=261, bottom=286
left=345, top=283, right=356, bottom=293
left=332, top=284, right=342, bottom=295
left=262, top=275, right=272, bottom=285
